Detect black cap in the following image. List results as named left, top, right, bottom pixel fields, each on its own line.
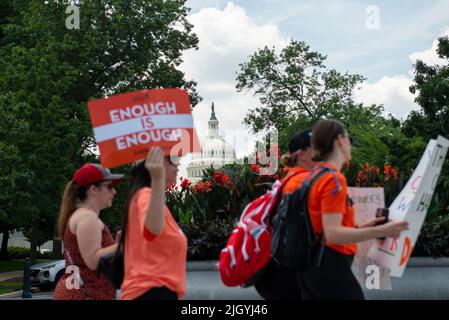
left=287, top=128, right=312, bottom=153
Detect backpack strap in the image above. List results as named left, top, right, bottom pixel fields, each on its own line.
left=271, top=168, right=308, bottom=213
left=290, top=166, right=334, bottom=238
left=305, top=165, right=340, bottom=194
left=300, top=166, right=341, bottom=268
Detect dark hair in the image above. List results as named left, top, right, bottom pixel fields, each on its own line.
left=281, top=128, right=312, bottom=167
left=118, top=161, right=152, bottom=250
left=57, top=180, right=103, bottom=240
left=311, top=119, right=346, bottom=162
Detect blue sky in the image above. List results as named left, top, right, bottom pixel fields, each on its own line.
left=177, top=0, right=449, bottom=176
left=187, top=0, right=449, bottom=81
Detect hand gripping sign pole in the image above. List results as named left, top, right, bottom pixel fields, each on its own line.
left=87, top=88, right=200, bottom=168
left=368, top=135, right=449, bottom=277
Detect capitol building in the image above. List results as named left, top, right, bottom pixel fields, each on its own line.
left=186, top=103, right=236, bottom=184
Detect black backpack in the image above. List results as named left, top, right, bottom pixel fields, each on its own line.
left=271, top=167, right=332, bottom=267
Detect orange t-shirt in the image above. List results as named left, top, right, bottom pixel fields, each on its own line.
left=282, top=167, right=309, bottom=194
left=120, top=187, right=187, bottom=300
left=281, top=163, right=357, bottom=256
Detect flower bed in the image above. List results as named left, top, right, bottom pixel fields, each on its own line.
left=167, top=157, right=448, bottom=260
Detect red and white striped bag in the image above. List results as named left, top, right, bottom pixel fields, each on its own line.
left=219, top=170, right=305, bottom=287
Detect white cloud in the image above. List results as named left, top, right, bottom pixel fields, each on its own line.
left=353, top=27, right=449, bottom=120
left=181, top=2, right=288, bottom=83
left=409, top=27, right=449, bottom=66
left=178, top=2, right=288, bottom=178
left=353, top=75, right=418, bottom=120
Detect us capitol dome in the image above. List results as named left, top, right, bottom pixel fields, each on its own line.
left=186, top=102, right=236, bottom=184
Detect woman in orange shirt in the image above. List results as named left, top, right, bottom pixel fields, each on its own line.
left=120, top=147, right=187, bottom=300
left=298, top=119, right=409, bottom=300
left=255, top=128, right=315, bottom=300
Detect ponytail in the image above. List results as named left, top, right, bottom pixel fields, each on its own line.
left=281, top=153, right=296, bottom=168
left=57, top=180, right=93, bottom=240
left=57, top=181, right=77, bottom=240
left=311, top=148, right=332, bottom=162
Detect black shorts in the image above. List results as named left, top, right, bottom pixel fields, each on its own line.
left=297, top=246, right=365, bottom=300
left=255, top=259, right=302, bottom=300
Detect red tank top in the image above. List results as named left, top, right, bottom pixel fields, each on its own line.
left=53, top=217, right=116, bottom=300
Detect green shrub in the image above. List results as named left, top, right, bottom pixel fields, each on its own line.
left=7, top=247, right=56, bottom=259
left=182, top=218, right=235, bottom=261
left=8, top=247, right=30, bottom=259
left=413, top=216, right=449, bottom=258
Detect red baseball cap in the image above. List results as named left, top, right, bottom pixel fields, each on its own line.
left=72, top=163, right=123, bottom=187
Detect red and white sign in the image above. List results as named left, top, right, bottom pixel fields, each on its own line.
left=87, top=88, right=200, bottom=168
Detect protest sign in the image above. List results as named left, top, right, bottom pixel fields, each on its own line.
left=349, top=187, right=391, bottom=290
left=368, top=135, right=449, bottom=277
left=87, top=88, right=200, bottom=168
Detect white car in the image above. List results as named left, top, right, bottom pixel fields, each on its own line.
left=30, top=260, right=66, bottom=291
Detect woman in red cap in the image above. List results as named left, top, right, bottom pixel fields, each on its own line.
left=53, top=163, right=123, bottom=300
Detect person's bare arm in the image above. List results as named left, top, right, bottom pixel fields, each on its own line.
left=322, top=214, right=409, bottom=245
left=76, top=213, right=118, bottom=270
left=144, top=147, right=166, bottom=236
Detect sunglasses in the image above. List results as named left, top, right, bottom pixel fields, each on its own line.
left=99, top=183, right=115, bottom=190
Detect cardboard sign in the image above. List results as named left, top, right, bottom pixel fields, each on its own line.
left=349, top=187, right=392, bottom=290
left=87, top=88, right=200, bottom=168
left=349, top=188, right=385, bottom=257
left=368, top=135, right=449, bottom=277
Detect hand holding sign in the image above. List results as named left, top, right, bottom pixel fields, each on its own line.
left=144, top=147, right=165, bottom=181
left=377, top=220, right=409, bottom=239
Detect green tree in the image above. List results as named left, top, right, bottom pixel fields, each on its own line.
left=403, top=36, right=449, bottom=218
left=236, top=39, right=421, bottom=171
left=0, top=0, right=200, bottom=262
left=236, top=40, right=365, bottom=133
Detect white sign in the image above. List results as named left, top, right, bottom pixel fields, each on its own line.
left=368, top=136, right=449, bottom=277
left=349, top=187, right=392, bottom=290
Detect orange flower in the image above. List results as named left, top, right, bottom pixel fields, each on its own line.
left=180, top=177, right=191, bottom=191
left=195, top=181, right=212, bottom=192
left=357, top=171, right=368, bottom=184
left=222, top=175, right=230, bottom=185
left=370, top=165, right=380, bottom=175
left=249, top=164, right=260, bottom=173
left=213, top=171, right=231, bottom=185
left=391, top=168, right=398, bottom=177
left=384, top=165, right=392, bottom=174
left=363, top=163, right=369, bottom=172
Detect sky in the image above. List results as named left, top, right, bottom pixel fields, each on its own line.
left=176, top=0, right=449, bottom=178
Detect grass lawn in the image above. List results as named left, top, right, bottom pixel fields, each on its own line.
left=0, top=279, right=23, bottom=295
left=0, top=259, right=51, bottom=273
